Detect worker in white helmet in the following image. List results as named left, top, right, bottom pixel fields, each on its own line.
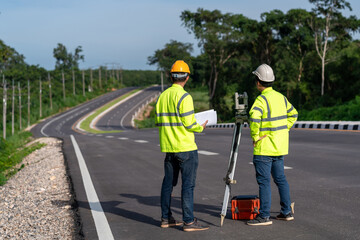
left=247, top=64, right=298, bottom=226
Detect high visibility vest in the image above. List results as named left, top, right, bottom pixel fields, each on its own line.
left=155, top=84, right=203, bottom=153
left=249, top=87, right=298, bottom=156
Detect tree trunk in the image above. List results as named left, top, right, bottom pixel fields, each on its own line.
left=210, top=68, right=218, bottom=101
left=321, top=57, right=325, bottom=96
left=297, top=55, right=304, bottom=82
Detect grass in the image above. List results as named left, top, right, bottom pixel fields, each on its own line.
left=188, top=89, right=210, bottom=112
left=0, top=131, right=45, bottom=186
left=134, top=102, right=157, bottom=129
left=79, top=88, right=141, bottom=133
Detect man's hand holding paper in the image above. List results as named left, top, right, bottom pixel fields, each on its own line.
left=194, top=109, right=217, bottom=126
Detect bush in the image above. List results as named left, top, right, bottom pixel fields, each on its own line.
left=299, top=96, right=360, bottom=121
left=0, top=131, right=45, bottom=185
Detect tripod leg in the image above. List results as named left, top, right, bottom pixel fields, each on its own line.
left=220, top=123, right=242, bottom=226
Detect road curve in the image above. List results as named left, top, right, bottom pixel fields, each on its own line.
left=31, top=87, right=360, bottom=240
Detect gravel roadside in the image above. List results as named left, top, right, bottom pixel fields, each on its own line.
left=0, top=137, right=81, bottom=240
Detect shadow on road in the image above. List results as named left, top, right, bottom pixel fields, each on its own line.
left=119, top=193, right=220, bottom=226
left=76, top=193, right=222, bottom=227
left=77, top=199, right=161, bottom=227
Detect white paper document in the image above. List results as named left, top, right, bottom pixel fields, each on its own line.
left=195, top=109, right=217, bottom=126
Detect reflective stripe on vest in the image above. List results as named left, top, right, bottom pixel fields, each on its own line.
left=257, top=94, right=287, bottom=131
left=156, top=92, right=197, bottom=128
left=253, top=95, right=294, bottom=126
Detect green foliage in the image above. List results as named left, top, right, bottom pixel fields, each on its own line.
left=147, top=40, right=193, bottom=81
left=0, top=39, right=26, bottom=71
left=0, top=39, right=164, bottom=182
left=0, top=173, right=6, bottom=185
left=0, top=52, right=161, bottom=137
left=169, top=5, right=360, bottom=122
left=53, top=43, right=84, bottom=70
left=0, top=131, right=45, bottom=185
left=299, top=95, right=360, bottom=121
left=188, top=88, right=210, bottom=113
left=122, top=70, right=161, bottom=87
left=135, top=102, right=157, bottom=129
left=181, top=8, right=248, bottom=104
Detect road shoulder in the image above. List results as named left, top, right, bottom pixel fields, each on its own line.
left=0, top=137, right=81, bottom=239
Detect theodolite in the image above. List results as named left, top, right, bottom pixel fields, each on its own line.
left=220, top=92, right=248, bottom=226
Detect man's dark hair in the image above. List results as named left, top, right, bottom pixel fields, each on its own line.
left=257, top=79, right=273, bottom=88
left=171, top=72, right=188, bottom=82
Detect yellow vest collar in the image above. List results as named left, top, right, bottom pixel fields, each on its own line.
left=261, top=87, right=273, bottom=94
left=172, top=83, right=184, bottom=89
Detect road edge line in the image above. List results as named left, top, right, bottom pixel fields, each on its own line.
left=89, top=89, right=144, bottom=131
left=70, top=135, right=115, bottom=240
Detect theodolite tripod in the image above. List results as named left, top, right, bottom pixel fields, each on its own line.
left=220, top=92, right=248, bottom=226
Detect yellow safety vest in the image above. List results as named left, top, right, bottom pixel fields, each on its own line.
left=249, top=87, right=298, bottom=156
left=155, top=84, right=203, bottom=153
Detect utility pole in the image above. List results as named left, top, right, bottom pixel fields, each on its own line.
left=48, top=73, right=53, bottom=110
left=2, top=76, right=7, bottom=139
left=18, top=82, right=22, bottom=130
left=120, top=68, right=123, bottom=87
left=12, top=80, right=15, bottom=135
left=72, top=69, right=76, bottom=95
left=105, top=69, right=108, bottom=86
left=90, top=69, right=93, bottom=92
left=62, top=71, right=66, bottom=100
left=27, top=80, right=30, bottom=127
left=82, top=70, right=85, bottom=97
left=99, top=67, right=102, bottom=89
left=116, top=69, right=120, bottom=88
left=39, top=78, right=42, bottom=118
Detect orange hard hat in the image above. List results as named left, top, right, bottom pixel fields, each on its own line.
left=170, top=60, right=190, bottom=74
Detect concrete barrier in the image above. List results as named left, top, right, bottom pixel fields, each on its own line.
left=207, top=121, right=360, bottom=131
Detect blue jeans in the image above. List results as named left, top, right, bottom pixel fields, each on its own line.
left=161, top=150, right=198, bottom=224
left=253, top=155, right=291, bottom=218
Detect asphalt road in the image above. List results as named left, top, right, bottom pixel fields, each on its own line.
left=31, top=87, right=360, bottom=240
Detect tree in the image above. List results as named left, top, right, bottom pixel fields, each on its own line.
left=147, top=40, right=193, bottom=80
left=53, top=43, right=84, bottom=70
left=309, top=0, right=359, bottom=96
left=0, top=40, right=25, bottom=72
left=283, top=9, right=314, bottom=84
left=260, top=9, right=314, bottom=103
left=181, top=9, right=244, bottom=105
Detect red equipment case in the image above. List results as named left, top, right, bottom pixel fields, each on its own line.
left=231, top=195, right=260, bottom=220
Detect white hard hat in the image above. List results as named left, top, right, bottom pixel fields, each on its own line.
left=252, top=64, right=275, bottom=82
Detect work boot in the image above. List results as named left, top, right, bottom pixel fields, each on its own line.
left=183, top=218, right=209, bottom=232
left=247, top=215, right=273, bottom=226
left=161, top=216, right=182, bottom=228
left=276, top=212, right=294, bottom=221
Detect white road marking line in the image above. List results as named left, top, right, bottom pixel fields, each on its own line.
left=118, top=137, right=129, bottom=140
left=134, top=140, right=149, bottom=143
left=70, top=135, right=114, bottom=240
left=198, top=150, right=219, bottom=156
left=40, top=107, right=89, bottom=137
left=120, top=90, right=157, bottom=129
left=105, top=136, right=114, bottom=138
left=248, top=162, right=293, bottom=169
left=96, top=135, right=103, bottom=137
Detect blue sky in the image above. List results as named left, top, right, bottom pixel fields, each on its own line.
left=1, top=0, right=359, bottom=70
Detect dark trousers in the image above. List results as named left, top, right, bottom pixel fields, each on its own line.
left=161, top=150, right=198, bottom=224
